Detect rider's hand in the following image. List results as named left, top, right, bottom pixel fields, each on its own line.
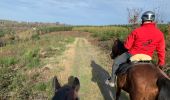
left=159, top=66, right=163, bottom=70
left=156, top=64, right=163, bottom=70
left=158, top=65, right=165, bottom=70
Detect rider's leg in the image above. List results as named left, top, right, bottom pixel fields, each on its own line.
left=105, top=52, right=131, bottom=87
left=112, top=52, right=131, bottom=79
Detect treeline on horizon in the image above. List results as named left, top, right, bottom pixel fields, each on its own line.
left=0, top=19, right=169, bottom=42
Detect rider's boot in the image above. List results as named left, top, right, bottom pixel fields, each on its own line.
left=105, top=77, right=116, bottom=87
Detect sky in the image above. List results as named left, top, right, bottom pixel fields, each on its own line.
left=0, top=0, right=169, bottom=25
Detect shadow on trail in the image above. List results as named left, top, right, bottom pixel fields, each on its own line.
left=91, top=60, right=129, bottom=100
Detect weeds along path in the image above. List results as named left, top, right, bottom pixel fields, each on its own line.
left=56, top=37, right=129, bottom=100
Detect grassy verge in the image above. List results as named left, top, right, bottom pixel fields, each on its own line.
left=0, top=33, right=75, bottom=99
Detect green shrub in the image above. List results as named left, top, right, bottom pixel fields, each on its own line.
left=0, top=28, right=15, bottom=37
left=0, top=29, right=5, bottom=37
left=31, top=33, right=40, bottom=40
left=34, top=82, right=47, bottom=91
left=17, top=87, right=32, bottom=100
left=37, top=26, right=73, bottom=34
left=24, top=48, right=40, bottom=68
left=0, top=66, right=16, bottom=98
left=0, top=57, right=18, bottom=67
left=65, top=37, right=75, bottom=43
left=158, top=24, right=169, bottom=37
left=91, top=32, right=99, bottom=37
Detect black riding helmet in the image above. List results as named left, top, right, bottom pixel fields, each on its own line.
left=141, top=11, right=155, bottom=22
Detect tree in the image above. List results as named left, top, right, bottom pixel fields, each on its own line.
left=153, top=7, right=165, bottom=24
left=127, top=8, right=143, bottom=29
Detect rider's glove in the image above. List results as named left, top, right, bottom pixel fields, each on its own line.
left=159, top=66, right=163, bottom=70
left=158, top=65, right=165, bottom=70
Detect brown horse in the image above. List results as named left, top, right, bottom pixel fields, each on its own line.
left=52, top=76, right=80, bottom=100
left=111, top=39, right=170, bottom=100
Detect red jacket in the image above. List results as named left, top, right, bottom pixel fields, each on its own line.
left=124, top=23, right=165, bottom=66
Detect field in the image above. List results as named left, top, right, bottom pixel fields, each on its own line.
left=0, top=22, right=170, bottom=100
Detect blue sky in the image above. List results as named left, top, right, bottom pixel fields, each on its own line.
left=0, top=0, right=169, bottom=25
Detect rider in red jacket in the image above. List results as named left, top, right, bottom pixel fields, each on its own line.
left=124, top=22, right=165, bottom=66
left=105, top=11, right=166, bottom=87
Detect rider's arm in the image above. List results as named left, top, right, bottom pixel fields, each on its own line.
left=124, top=30, right=137, bottom=50
left=156, top=33, right=165, bottom=67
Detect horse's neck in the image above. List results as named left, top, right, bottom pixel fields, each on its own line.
left=118, top=41, right=127, bottom=54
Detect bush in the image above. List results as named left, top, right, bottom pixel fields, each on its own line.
left=0, top=29, right=6, bottom=37
left=65, top=37, right=75, bottom=43
left=24, top=48, right=40, bottom=68
left=158, top=24, right=169, bottom=36
left=0, top=57, right=18, bottom=67
left=0, top=28, right=15, bottom=37
left=0, top=66, right=16, bottom=98
left=37, top=26, right=73, bottom=34
left=31, top=33, right=40, bottom=40
left=34, top=82, right=47, bottom=91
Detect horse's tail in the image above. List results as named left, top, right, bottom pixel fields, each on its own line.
left=52, top=76, right=61, bottom=93
left=157, top=77, right=170, bottom=100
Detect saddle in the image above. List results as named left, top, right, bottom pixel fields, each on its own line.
left=115, top=54, right=152, bottom=75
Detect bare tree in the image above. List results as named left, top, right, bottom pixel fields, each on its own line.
left=153, top=7, right=163, bottom=23
left=127, top=8, right=143, bottom=29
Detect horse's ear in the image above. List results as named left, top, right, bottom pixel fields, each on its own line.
left=72, top=77, right=80, bottom=89
left=73, top=77, right=80, bottom=86
left=52, top=76, right=61, bottom=92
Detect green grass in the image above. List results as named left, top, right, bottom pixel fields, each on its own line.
left=31, top=33, right=40, bottom=40
left=23, top=48, right=40, bottom=68
left=0, top=57, right=18, bottom=67
left=33, top=82, right=47, bottom=91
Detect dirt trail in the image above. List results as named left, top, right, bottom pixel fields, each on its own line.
left=57, top=37, right=129, bottom=100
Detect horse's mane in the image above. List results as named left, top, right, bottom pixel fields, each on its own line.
left=116, top=39, right=127, bottom=53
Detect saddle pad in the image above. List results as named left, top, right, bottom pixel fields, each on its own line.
left=130, top=54, right=152, bottom=62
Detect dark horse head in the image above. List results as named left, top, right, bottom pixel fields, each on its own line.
left=110, top=38, right=127, bottom=59
left=52, top=76, right=80, bottom=100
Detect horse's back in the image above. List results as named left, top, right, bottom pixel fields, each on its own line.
left=129, top=63, right=160, bottom=79
left=127, top=63, right=159, bottom=100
